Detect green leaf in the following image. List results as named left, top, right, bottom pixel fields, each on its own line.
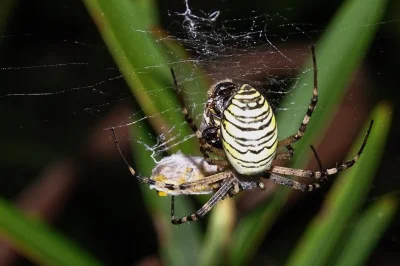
left=199, top=199, right=235, bottom=266
left=334, top=195, right=398, bottom=266
left=229, top=0, right=389, bottom=264
left=0, top=199, right=103, bottom=266
left=83, top=0, right=197, bottom=154
left=278, top=0, right=389, bottom=165
left=0, top=0, right=14, bottom=37
left=83, top=1, right=205, bottom=265
left=285, top=102, right=393, bottom=266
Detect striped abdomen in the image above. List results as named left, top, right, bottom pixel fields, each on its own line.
left=221, top=84, right=278, bottom=175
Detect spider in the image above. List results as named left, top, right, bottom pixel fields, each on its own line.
left=111, top=45, right=373, bottom=225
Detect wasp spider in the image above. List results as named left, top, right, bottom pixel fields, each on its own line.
left=111, top=45, right=373, bottom=225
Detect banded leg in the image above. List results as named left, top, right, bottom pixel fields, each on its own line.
left=171, top=176, right=236, bottom=224
left=170, top=68, right=202, bottom=139
left=278, top=45, right=319, bottom=156
left=274, top=144, right=323, bottom=171
left=111, top=128, right=231, bottom=193
left=268, top=173, right=321, bottom=192
left=270, top=120, right=373, bottom=183
left=310, top=145, right=323, bottom=171
left=139, top=169, right=231, bottom=194
left=275, top=151, right=293, bottom=160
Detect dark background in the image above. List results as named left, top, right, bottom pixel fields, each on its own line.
left=0, top=0, right=399, bottom=265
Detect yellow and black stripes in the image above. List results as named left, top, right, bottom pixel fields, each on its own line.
left=221, top=84, right=278, bottom=175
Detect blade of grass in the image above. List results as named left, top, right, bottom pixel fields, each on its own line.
left=83, top=0, right=197, bottom=154
left=285, top=102, right=392, bottom=266
left=333, top=195, right=398, bottom=266
left=229, top=188, right=290, bottom=266
left=199, top=198, right=235, bottom=266
left=278, top=0, right=389, bottom=166
left=229, top=0, right=388, bottom=264
left=0, top=199, right=103, bottom=266
left=159, top=36, right=210, bottom=125
left=0, top=0, right=14, bottom=37
left=84, top=1, right=204, bottom=264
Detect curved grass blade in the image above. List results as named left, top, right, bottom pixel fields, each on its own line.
left=83, top=0, right=197, bottom=154
left=278, top=0, right=389, bottom=163
left=333, top=195, right=398, bottom=266
left=0, top=0, right=15, bottom=37
left=84, top=1, right=203, bottom=265
left=199, top=199, right=235, bottom=266
left=229, top=0, right=389, bottom=264
left=0, top=198, right=103, bottom=266
left=285, top=102, right=392, bottom=266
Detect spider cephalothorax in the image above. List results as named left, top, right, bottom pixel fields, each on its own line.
left=202, top=79, right=238, bottom=129
left=200, top=80, right=239, bottom=150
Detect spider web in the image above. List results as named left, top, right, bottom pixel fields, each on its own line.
left=0, top=0, right=374, bottom=164
left=117, top=2, right=319, bottom=161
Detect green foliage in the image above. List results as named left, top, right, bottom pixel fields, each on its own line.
left=334, top=195, right=397, bottom=266
left=0, top=199, right=104, bottom=266
left=83, top=1, right=205, bottom=264
left=0, top=0, right=395, bottom=265
left=229, top=0, right=390, bottom=264
left=285, top=103, right=393, bottom=266
left=0, top=0, right=14, bottom=37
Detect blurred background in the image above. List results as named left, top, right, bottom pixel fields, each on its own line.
left=0, top=0, right=399, bottom=265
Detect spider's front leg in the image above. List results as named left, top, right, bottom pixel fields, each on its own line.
left=170, top=68, right=201, bottom=137
left=277, top=45, right=319, bottom=159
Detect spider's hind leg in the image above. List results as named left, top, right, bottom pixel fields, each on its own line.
left=268, top=173, right=321, bottom=192
left=269, top=120, right=374, bottom=188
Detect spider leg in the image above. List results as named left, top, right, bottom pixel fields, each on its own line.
left=170, top=68, right=202, bottom=139
left=310, top=144, right=323, bottom=171
left=268, top=173, right=321, bottom=191
left=275, top=151, right=293, bottom=160
left=111, top=128, right=231, bottom=192
left=147, top=170, right=232, bottom=194
left=278, top=45, right=318, bottom=157
left=171, top=175, right=236, bottom=224
left=270, top=120, right=373, bottom=183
